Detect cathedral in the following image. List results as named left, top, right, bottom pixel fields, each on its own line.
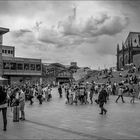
left=117, top=32, right=140, bottom=70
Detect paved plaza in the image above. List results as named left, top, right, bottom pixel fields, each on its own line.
left=0, top=88, right=140, bottom=139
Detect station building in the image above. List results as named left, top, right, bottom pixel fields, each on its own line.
left=117, top=32, right=140, bottom=70
left=0, top=27, right=42, bottom=85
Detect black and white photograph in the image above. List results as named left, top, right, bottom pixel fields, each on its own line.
left=0, top=0, right=140, bottom=139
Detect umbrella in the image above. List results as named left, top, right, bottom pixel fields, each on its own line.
left=0, top=77, right=7, bottom=81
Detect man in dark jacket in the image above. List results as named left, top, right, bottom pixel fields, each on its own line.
left=98, top=85, right=107, bottom=115
left=58, top=85, right=62, bottom=98
left=0, top=86, right=8, bottom=131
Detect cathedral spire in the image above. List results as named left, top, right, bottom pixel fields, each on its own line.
left=122, top=42, right=125, bottom=66
left=73, top=5, right=77, bottom=20
left=117, top=44, right=120, bottom=71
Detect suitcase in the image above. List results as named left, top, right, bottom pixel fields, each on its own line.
left=13, top=106, right=19, bottom=122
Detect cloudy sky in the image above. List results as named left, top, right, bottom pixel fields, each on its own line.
left=0, top=0, right=140, bottom=69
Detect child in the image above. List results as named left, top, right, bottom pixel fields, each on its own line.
left=130, top=88, right=136, bottom=103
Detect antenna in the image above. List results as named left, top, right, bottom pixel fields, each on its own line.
left=72, top=4, right=77, bottom=20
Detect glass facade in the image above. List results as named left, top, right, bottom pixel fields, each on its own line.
left=2, top=49, right=13, bottom=54
left=17, top=63, right=23, bottom=70
left=3, top=62, right=10, bottom=69
left=36, top=64, right=41, bottom=71
left=30, top=64, right=35, bottom=71
left=10, top=63, right=16, bottom=70
left=3, top=61, right=41, bottom=72
left=24, top=63, right=29, bottom=70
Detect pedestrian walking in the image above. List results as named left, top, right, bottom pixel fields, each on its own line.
left=130, top=86, right=136, bottom=103
left=47, top=87, right=52, bottom=101
left=65, top=87, right=70, bottom=104
left=58, top=85, right=62, bottom=98
left=37, top=86, right=43, bottom=104
left=138, top=82, right=140, bottom=99
left=28, top=87, right=34, bottom=105
left=112, top=83, right=116, bottom=95
left=0, top=86, right=8, bottom=131
left=115, top=84, right=125, bottom=103
left=12, top=88, right=20, bottom=122
left=89, top=84, right=94, bottom=104
left=98, top=85, right=107, bottom=115
left=19, top=88, right=25, bottom=120
left=7, top=87, right=11, bottom=107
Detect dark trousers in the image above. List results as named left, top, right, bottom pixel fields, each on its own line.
left=39, top=98, right=42, bottom=104
left=112, top=89, right=116, bottom=95
left=0, top=108, right=7, bottom=130
left=99, top=102, right=107, bottom=114
left=29, top=96, right=34, bottom=105
left=66, top=95, right=69, bottom=103
left=59, top=92, right=62, bottom=98
left=116, top=95, right=125, bottom=103
left=90, top=96, right=93, bottom=104
left=37, top=95, right=42, bottom=104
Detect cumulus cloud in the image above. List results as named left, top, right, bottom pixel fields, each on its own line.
left=11, top=29, right=32, bottom=38
left=1, top=1, right=134, bottom=68
left=61, top=12, right=129, bottom=37
left=1, top=1, right=129, bottom=49
left=0, top=1, right=49, bottom=17
left=36, top=8, right=129, bottom=48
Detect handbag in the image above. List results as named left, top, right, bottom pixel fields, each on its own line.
left=11, top=99, right=19, bottom=107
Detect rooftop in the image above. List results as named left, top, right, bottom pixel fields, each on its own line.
left=0, top=27, right=9, bottom=35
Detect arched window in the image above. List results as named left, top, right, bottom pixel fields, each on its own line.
left=120, top=57, right=123, bottom=67
left=125, top=55, right=128, bottom=64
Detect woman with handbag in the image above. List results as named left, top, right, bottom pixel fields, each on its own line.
left=0, top=86, right=8, bottom=131
left=11, top=88, right=20, bottom=122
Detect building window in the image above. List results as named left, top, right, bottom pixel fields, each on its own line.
left=36, top=64, right=41, bottom=71
left=11, top=50, right=13, bottom=54
left=2, top=50, right=4, bottom=53
left=126, top=55, right=128, bottom=64
left=8, top=50, right=10, bottom=54
left=4, top=50, right=7, bottom=54
left=30, top=64, right=35, bottom=71
left=17, top=63, right=23, bottom=70
left=3, top=62, right=10, bottom=69
left=24, top=63, right=29, bottom=70
left=10, top=62, right=16, bottom=70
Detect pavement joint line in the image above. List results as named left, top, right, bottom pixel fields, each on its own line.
left=7, top=115, right=109, bottom=140
left=25, top=119, right=109, bottom=140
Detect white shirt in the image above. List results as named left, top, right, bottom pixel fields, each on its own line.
left=19, top=90, right=25, bottom=103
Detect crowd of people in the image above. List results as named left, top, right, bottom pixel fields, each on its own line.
left=0, top=83, right=53, bottom=131
left=1, top=71, right=140, bottom=131
left=60, top=77, right=140, bottom=114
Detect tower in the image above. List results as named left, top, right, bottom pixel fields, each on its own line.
left=122, top=42, right=125, bottom=66
left=73, top=6, right=77, bottom=20
left=128, top=38, right=131, bottom=64
left=117, top=44, right=120, bottom=71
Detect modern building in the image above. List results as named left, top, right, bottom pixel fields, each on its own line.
left=44, top=63, right=74, bottom=84
left=0, top=27, right=42, bottom=85
left=56, top=70, right=73, bottom=84
left=117, top=32, right=140, bottom=70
